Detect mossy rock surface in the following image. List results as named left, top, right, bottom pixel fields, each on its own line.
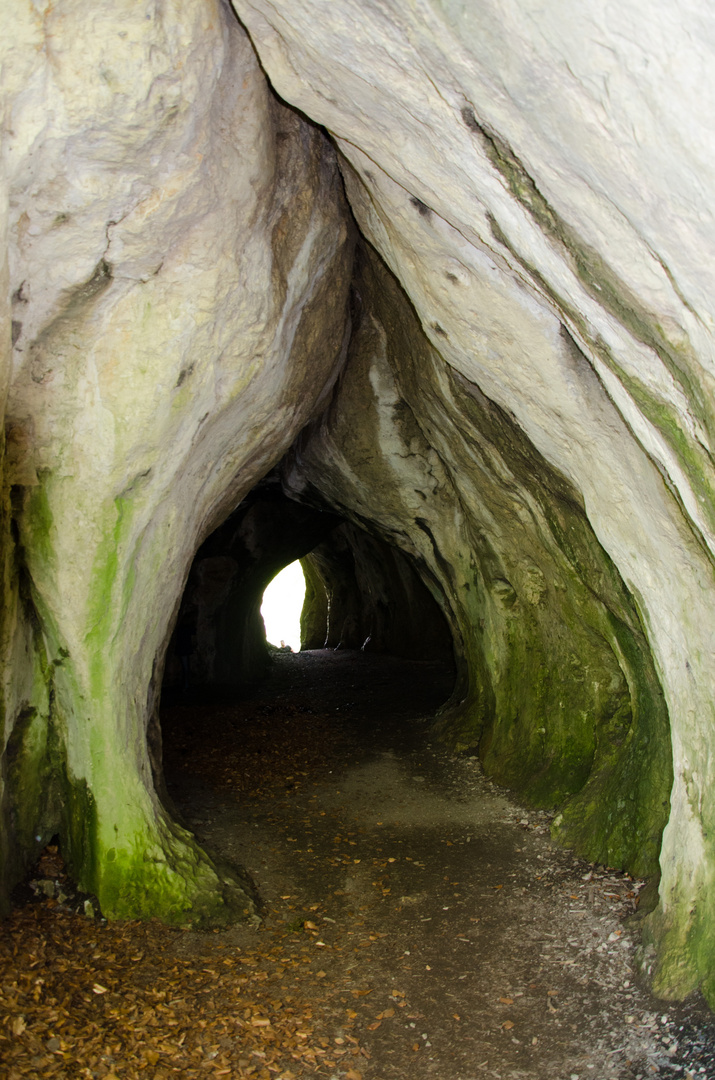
left=286, top=243, right=672, bottom=880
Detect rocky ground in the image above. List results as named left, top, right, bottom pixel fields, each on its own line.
left=2, top=649, right=715, bottom=1079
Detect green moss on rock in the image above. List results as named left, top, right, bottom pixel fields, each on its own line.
left=300, top=556, right=329, bottom=649
left=3, top=478, right=258, bottom=927
left=92, top=818, right=257, bottom=926
left=294, top=243, right=673, bottom=882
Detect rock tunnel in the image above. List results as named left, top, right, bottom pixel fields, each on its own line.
left=2, top=0, right=715, bottom=1009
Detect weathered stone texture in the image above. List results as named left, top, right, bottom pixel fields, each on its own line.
left=0, top=0, right=352, bottom=921
left=285, top=244, right=672, bottom=879
left=231, top=0, right=715, bottom=1004
left=300, top=522, right=454, bottom=660
left=2, top=0, right=715, bottom=1008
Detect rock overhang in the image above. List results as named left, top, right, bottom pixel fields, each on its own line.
left=1, top=0, right=714, bottom=1006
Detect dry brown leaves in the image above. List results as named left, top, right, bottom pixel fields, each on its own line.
left=162, top=701, right=353, bottom=800
left=0, top=899, right=368, bottom=1079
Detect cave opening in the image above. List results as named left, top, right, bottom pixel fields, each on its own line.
left=159, top=469, right=458, bottom=856
left=3, top=0, right=713, bottom=1051
left=260, top=561, right=306, bottom=652
left=161, top=470, right=456, bottom=700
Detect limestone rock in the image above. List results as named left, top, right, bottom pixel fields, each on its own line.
left=301, top=521, right=453, bottom=659
left=1, top=0, right=714, bottom=1010
left=232, top=0, right=715, bottom=1001
left=284, top=243, right=672, bottom=878
left=0, top=0, right=353, bottom=921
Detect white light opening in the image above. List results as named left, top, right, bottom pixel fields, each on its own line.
left=260, top=560, right=306, bottom=652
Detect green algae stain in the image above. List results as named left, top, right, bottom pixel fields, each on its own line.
left=84, top=495, right=135, bottom=701
left=600, top=343, right=715, bottom=545
left=5, top=705, right=51, bottom=851
left=645, top=853, right=715, bottom=1005
left=350, top=243, right=674, bottom=882
left=24, top=482, right=56, bottom=571
left=465, top=106, right=710, bottom=428
left=553, top=612, right=672, bottom=876
left=92, top=823, right=256, bottom=927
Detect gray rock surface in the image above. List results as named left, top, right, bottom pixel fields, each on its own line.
left=0, top=0, right=353, bottom=922
left=2, top=0, right=715, bottom=1004
left=232, top=0, right=715, bottom=1004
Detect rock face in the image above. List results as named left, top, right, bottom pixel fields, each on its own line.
left=284, top=244, right=671, bottom=879
left=2, top=0, right=715, bottom=1008
left=300, top=522, right=453, bottom=660
left=231, top=0, right=715, bottom=1006
left=0, top=0, right=353, bottom=922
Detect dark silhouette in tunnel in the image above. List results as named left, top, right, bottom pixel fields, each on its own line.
left=163, top=471, right=455, bottom=698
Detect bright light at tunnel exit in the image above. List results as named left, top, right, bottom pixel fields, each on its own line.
left=260, top=561, right=306, bottom=652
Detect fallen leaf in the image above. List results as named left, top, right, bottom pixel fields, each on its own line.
left=367, top=1021, right=381, bottom=1030
left=412, top=1041, right=421, bottom=1051
left=499, top=997, right=513, bottom=1005
left=92, top=983, right=109, bottom=995
left=502, top=1020, right=514, bottom=1030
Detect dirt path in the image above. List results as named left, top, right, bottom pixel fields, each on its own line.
left=3, top=650, right=714, bottom=1080
left=161, top=650, right=714, bottom=1079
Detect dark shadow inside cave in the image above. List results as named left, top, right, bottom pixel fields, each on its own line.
left=161, top=470, right=455, bottom=702
left=158, top=470, right=457, bottom=825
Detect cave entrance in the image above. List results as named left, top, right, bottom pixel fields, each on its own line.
left=260, top=561, right=306, bottom=652
left=161, top=473, right=455, bottom=700
left=159, top=471, right=457, bottom=844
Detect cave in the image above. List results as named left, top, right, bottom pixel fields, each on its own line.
left=2, top=0, right=715, bottom=1018
left=161, top=474, right=454, bottom=698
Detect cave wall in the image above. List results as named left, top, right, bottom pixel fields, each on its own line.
left=1, top=0, right=715, bottom=1008
left=0, top=0, right=353, bottom=922
left=285, top=245, right=672, bottom=879
left=233, top=0, right=715, bottom=1005
left=299, top=557, right=329, bottom=650
left=300, top=522, right=454, bottom=660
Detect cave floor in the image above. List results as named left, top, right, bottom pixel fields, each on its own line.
left=160, top=649, right=712, bottom=1080
left=3, top=650, right=714, bottom=1080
